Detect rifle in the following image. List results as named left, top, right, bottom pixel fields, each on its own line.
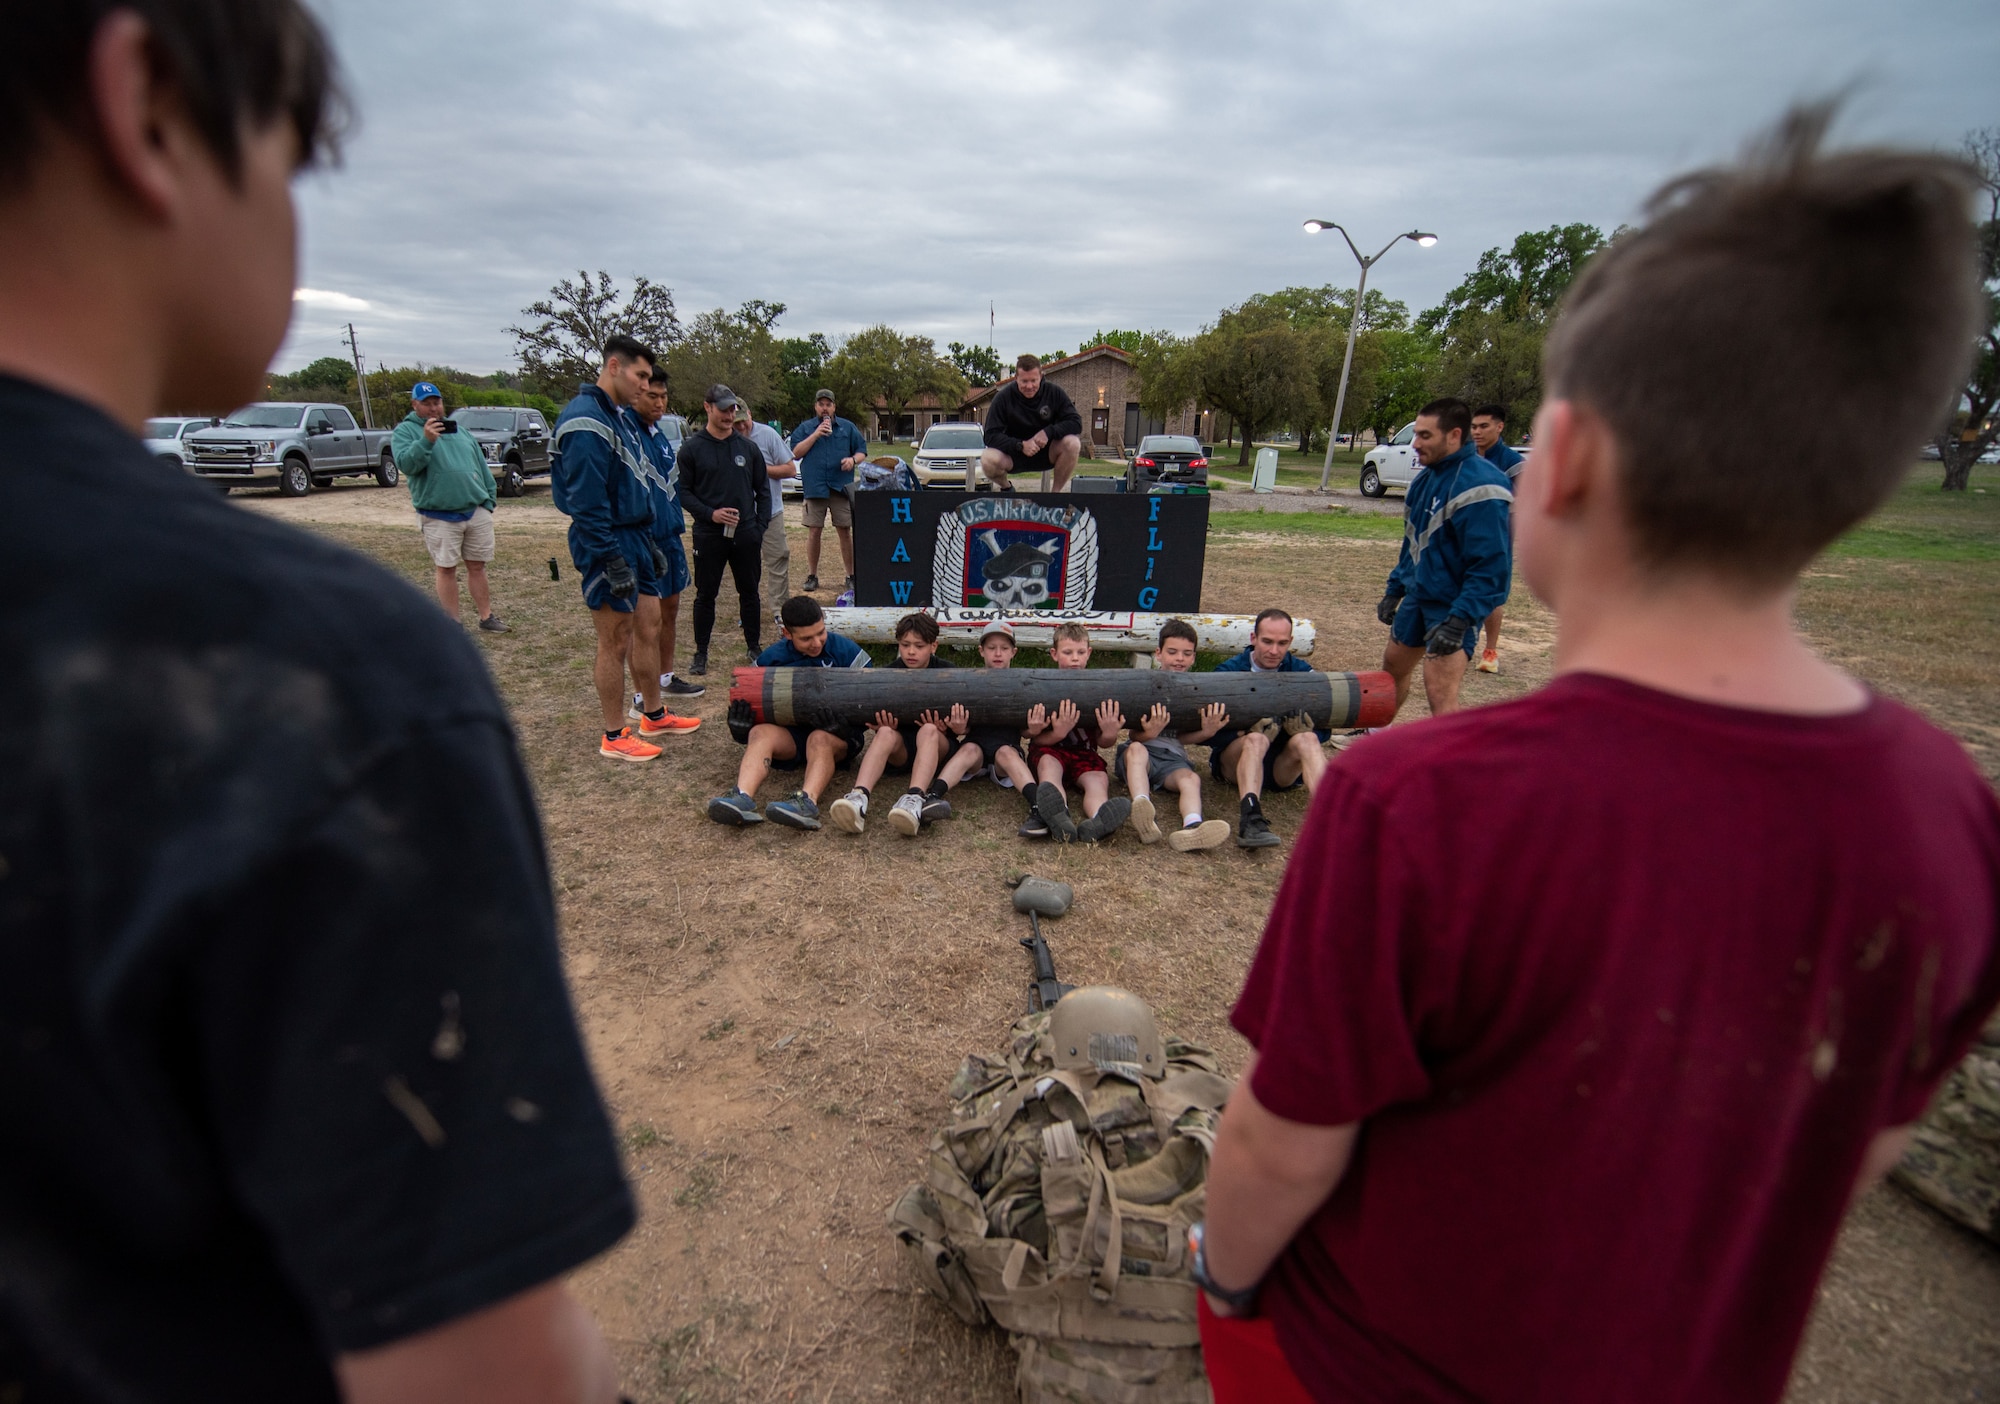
left=1020, top=912, right=1074, bottom=1012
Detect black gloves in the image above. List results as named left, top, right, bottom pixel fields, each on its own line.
left=648, top=541, right=668, bottom=577
left=603, top=555, right=636, bottom=601
left=1377, top=593, right=1403, bottom=627
left=1425, top=615, right=1472, bottom=657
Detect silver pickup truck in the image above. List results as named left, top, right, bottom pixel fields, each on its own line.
left=183, top=402, right=398, bottom=496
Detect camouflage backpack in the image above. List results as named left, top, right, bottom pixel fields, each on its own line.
left=888, top=994, right=1232, bottom=1404
left=1892, top=1009, right=2000, bottom=1244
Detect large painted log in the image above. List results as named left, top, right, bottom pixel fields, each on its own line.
left=728, top=665, right=1395, bottom=741
left=820, top=607, right=1317, bottom=657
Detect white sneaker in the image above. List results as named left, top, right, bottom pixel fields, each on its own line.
left=888, top=791, right=925, bottom=837
left=1167, top=819, right=1231, bottom=852
left=1130, top=793, right=1162, bottom=844
left=829, top=788, right=868, bottom=834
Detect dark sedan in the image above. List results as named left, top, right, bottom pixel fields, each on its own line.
left=1127, top=434, right=1210, bottom=491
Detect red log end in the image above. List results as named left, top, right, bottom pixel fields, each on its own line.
left=729, top=667, right=767, bottom=723
left=1354, top=670, right=1398, bottom=728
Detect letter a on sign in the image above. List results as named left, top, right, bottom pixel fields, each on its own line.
left=891, top=539, right=911, bottom=562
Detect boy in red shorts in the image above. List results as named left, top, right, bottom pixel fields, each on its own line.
left=1193, top=113, right=2000, bottom=1404
left=1024, top=621, right=1131, bottom=843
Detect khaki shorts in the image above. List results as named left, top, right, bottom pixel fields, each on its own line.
left=802, top=494, right=853, bottom=529
left=418, top=506, right=495, bottom=568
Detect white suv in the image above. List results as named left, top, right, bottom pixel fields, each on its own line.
left=1358, top=422, right=1419, bottom=498
left=910, top=423, right=989, bottom=489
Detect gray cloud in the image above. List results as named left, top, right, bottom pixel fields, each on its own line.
left=279, top=0, right=2000, bottom=375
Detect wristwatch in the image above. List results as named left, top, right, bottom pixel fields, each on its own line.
left=1187, top=1221, right=1260, bottom=1314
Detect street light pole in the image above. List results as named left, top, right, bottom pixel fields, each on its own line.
left=1305, top=221, right=1436, bottom=492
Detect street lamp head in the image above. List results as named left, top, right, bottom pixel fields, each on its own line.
left=1411, top=232, right=1438, bottom=247
left=1303, top=219, right=1338, bottom=234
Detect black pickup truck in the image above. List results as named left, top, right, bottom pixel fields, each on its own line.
left=449, top=406, right=553, bottom=497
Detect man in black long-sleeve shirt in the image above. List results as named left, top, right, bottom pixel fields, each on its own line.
left=676, top=383, right=772, bottom=674
left=980, top=354, right=1083, bottom=491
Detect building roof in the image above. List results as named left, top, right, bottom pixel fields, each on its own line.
left=962, top=344, right=1135, bottom=409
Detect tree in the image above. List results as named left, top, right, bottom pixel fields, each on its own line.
left=666, top=303, right=781, bottom=418
left=1080, top=329, right=1149, bottom=354
left=1936, top=127, right=2000, bottom=492
left=1244, top=285, right=1410, bottom=334
left=823, top=325, right=967, bottom=442
left=508, top=271, right=680, bottom=400
left=1416, top=223, right=1608, bottom=429
left=1352, top=329, right=1440, bottom=441
left=947, top=340, right=1004, bottom=385
left=775, top=332, right=833, bottom=427
left=290, top=355, right=355, bottom=393
left=1165, top=304, right=1319, bottom=466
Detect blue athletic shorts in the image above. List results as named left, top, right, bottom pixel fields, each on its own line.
left=1391, top=596, right=1480, bottom=657
left=640, top=533, right=690, bottom=599
left=575, top=525, right=660, bottom=614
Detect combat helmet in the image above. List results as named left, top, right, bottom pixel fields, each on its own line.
left=1049, top=986, right=1165, bottom=1080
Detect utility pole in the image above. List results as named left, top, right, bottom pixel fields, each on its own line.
left=343, top=322, right=374, bottom=428
left=1302, top=221, right=1437, bottom=491
left=988, top=301, right=994, bottom=352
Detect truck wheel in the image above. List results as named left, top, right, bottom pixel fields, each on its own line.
left=376, top=451, right=400, bottom=488
left=499, top=459, right=525, bottom=498
left=278, top=455, right=312, bottom=497
left=1358, top=464, right=1385, bottom=498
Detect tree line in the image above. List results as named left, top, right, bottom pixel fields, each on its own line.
left=279, top=124, right=1997, bottom=485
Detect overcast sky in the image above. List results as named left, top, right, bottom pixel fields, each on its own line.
left=278, top=0, right=1999, bottom=377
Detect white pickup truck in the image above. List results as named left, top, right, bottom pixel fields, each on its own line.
left=182, top=402, right=398, bottom=496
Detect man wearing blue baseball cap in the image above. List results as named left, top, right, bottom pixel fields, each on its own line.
left=391, top=380, right=506, bottom=631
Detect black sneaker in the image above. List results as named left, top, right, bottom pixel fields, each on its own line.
left=1236, top=811, right=1282, bottom=848
left=1034, top=782, right=1079, bottom=843
left=919, top=793, right=954, bottom=825
left=802, top=573, right=820, bottom=592
left=477, top=614, right=509, bottom=633
left=1017, top=813, right=1050, bottom=839
left=1076, top=797, right=1132, bottom=843
left=665, top=676, right=705, bottom=696
left=687, top=651, right=708, bottom=677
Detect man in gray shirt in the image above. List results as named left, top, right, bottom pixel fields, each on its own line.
left=735, top=404, right=797, bottom=614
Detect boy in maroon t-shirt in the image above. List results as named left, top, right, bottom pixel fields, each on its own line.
left=1192, top=111, right=2000, bottom=1404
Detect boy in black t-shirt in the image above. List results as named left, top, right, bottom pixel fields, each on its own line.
left=830, top=613, right=964, bottom=836
left=923, top=621, right=1045, bottom=836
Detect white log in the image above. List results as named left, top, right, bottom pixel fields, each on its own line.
left=819, top=608, right=1315, bottom=657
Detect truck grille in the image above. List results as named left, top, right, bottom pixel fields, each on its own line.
left=189, top=443, right=257, bottom=463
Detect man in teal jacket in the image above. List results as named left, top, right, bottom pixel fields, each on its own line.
left=392, top=381, right=505, bottom=630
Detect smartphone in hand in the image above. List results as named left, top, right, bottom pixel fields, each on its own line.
left=438, top=420, right=459, bottom=434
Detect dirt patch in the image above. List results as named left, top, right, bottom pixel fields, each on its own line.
left=251, top=490, right=1999, bottom=1403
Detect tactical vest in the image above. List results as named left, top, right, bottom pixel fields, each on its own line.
left=889, top=1009, right=1232, bottom=1404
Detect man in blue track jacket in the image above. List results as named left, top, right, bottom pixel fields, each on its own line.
left=551, top=335, right=666, bottom=761
left=1472, top=402, right=1525, bottom=675
left=1377, top=397, right=1514, bottom=718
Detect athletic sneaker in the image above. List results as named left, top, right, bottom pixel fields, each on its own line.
left=1075, top=797, right=1132, bottom=844
left=477, top=614, right=508, bottom=632
left=687, top=651, right=708, bottom=676
left=638, top=710, right=701, bottom=739
left=1236, top=811, right=1282, bottom=849
left=1034, top=782, right=1078, bottom=842
left=829, top=788, right=868, bottom=834
left=920, top=793, right=954, bottom=825
left=888, top=791, right=925, bottom=837
left=802, top=573, right=820, bottom=592
left=599, top=728, right=661, bottom=763
left=767, top=791, right=822, bottom=831
left=665, top=675, right=706, bottom=697
left=707, top=789, right=762, bottom=825
left=1129, top=793, right=1162, bottom=844
left=1018, top=796, right=1050, bottom=839
left=1167, top=818, right=1231, bottom=852
left=1477, top=648, right=1500, bottom=674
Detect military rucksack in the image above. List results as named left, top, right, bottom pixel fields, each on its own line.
left=888, top=1001, right=1232, bottom=1404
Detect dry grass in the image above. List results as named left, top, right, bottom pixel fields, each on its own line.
left=239, top=465, right=2000, bottom=1403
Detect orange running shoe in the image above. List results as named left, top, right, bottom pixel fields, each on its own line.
left=637, top=710, right=702, bottom=738
left=599, top=727, right=663, bottom=762
left=1477, top=648, right=1500, bottom=674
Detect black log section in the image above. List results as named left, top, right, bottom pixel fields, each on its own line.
left=728, top=666, right=1396, bottom=742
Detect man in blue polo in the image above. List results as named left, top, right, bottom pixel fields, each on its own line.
left=787, top=388, right=868, bottom=593
left=552, top=334, right=671, bottom=761
left=1206, top=608, right=1330, bottom=849
left=1471, top=402, right=1525, bottom=675
left=1377, top=396, right=1514, bottom=718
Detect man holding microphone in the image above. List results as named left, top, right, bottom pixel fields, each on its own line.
left=677, top=384, right=771, bottom=675
left=788, top=388, right=868, bottom=593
